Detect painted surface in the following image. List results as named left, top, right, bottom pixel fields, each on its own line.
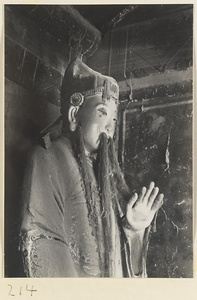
left=122, top=103, right=193, bottom=277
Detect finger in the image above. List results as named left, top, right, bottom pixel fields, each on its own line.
left=128, top=193, right=138, bottom=208
left=147, top=187, right=159, bottom=208
left=138, top=187, right=147, bottom=202
left=151, top=193, right=164, bottom=211
left=142, top=181, right=155, bottom=203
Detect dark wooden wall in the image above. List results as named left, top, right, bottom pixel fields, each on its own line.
left=5, top=5, right=193, bottom=278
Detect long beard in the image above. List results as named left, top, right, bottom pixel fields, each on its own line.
left=73, top=126, right=130, bottom=276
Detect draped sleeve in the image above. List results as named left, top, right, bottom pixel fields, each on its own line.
left=19, top=138, right=80, bottom=277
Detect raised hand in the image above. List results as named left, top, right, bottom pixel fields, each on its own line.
left=125, top=182, right=164, bottom=232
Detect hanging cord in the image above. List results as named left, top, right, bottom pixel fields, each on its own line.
left=123, top=27, right=134, bottom=112
left=108, top=31, right=113, bottom=76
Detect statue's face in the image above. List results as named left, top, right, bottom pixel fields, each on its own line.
left=77, top=94, right=118, bottom=154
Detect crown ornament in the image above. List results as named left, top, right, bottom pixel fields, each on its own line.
left=70, top=93, right=84, bottom=107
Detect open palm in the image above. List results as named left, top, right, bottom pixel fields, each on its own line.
left=126, top=182, right=164, bottom=232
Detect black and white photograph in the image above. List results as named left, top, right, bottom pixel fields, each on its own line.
left=3, top=0, right=195, bottom=289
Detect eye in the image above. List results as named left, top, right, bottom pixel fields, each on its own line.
left=113, top=118, right=117, bottom=132
left=98, top=107, right=107, bottom=116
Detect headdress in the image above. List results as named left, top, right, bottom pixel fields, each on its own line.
left=61, top=57, right=119, bottom=114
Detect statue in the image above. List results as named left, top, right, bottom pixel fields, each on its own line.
left=19, top=57, right=164, bottom=277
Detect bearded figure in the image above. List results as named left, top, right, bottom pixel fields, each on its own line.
left=19, top=58, right=163, bottom=277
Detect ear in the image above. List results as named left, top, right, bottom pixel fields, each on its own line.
left=68, top=106, right=79, bottom=132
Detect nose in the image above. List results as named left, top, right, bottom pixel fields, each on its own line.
left=105, top=121, right=115, bottom=137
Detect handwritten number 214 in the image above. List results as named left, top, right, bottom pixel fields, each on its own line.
left=8, top=284, right=37, bottom=296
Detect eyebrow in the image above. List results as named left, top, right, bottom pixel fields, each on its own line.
left=96, top=103, right=117, bottom=112
left=96, top=103, right=107, bottom=108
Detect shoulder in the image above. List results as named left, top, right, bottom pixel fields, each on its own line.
left=30, top=136, right=73, bottom=161
left=30, top=137, right=80, bottom=178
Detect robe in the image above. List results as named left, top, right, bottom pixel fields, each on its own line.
left=19, top=136, right=149, bottom=277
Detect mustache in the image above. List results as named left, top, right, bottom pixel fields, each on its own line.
left=97, top=132, right=113, bottom=149
left=98, top=132, right=108, bottom=145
